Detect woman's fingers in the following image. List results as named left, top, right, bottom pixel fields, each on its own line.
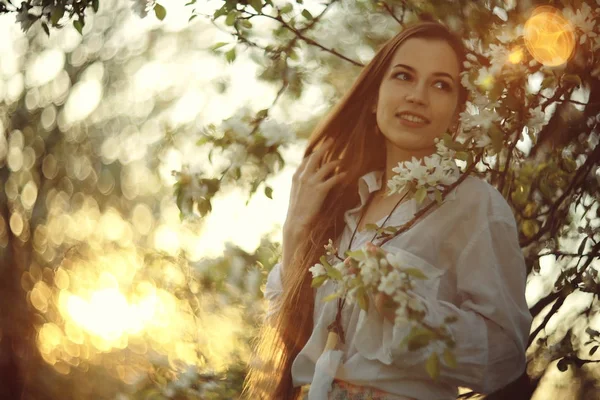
left=318, top=170, right=347, bottom=191
left=303, top=138, right=334, bottom=176
left=314, top=159, right=341, bottom=182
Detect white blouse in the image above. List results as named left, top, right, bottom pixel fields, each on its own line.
left=264, top=170, right=532, bottom=400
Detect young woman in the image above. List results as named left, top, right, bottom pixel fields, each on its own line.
left=244, top=20, right=532, bottom=400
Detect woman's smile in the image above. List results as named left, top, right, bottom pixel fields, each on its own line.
left=397, top=114, right=431, bottom=128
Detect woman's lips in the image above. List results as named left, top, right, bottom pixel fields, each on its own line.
left=397, top=115, right=430, bottom=128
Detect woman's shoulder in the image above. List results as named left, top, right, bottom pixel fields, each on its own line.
left=448, top=175, right=516, bottom=224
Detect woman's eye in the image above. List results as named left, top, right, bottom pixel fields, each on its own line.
left=395, top=72, right=452, bottom=91
left=435, top=81, right=452, bottom=91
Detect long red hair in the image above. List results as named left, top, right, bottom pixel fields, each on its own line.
left=243, top=20, right=469, bottom=400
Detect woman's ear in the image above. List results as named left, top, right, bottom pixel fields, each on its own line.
left=450, top=108, right=461, bottom=132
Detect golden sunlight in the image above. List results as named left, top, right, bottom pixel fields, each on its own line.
left=524, top=6, right=576, bottom=67
left=508, top=47, right=524, bottom=64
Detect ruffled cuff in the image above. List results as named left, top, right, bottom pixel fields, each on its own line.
left=353, top=291, right=448, bottom=367
left=353, top=293, right=489, bottom=388
left=264, top=262, right=283, bottom=322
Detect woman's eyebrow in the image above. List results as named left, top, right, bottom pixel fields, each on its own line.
left=392, top=63, right=456, bottom=83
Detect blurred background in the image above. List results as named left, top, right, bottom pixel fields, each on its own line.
left=0, top=0, right=599, bottom=399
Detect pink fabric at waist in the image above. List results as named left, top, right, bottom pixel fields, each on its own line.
left=329, top=379, right=416, bottom=400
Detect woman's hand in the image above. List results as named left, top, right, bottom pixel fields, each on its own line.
left=375, top=292, right=397, bottom=323
left=282, top=137, right=346, bottom=269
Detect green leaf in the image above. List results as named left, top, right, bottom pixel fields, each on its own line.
left=196, top=136, right=211, bottom=146
left=590, top=345, right=598, bottom=356
left=404, top=327, right=435, bottom=351
left=197, top=199, right=212, bottom=217
left=210, top=42, right=229, bottom=51
left=489, top=125, right=504, bottom=154
left=426, top=352, right=440, bottom=380
left=562, top=73, right=582, bottom=88
left=264, top=186, right=273, bottom=199
left=345, top=250, right=365, bottom=261
left=189, top=14, right=198, bottom=22
left=280, top=3, right=294, bottom=13
left=214, top=6, right=228, bottom=19
left=225, top=48, right=237, bottom=63
left=92, top=0, right=99, bottom=12
left=249, top=0, right=263, bottom=13
left=415, top=186, right=427, bottom=204
left=225, top=10, right=237, bottom=26
left=403, top=268, right=427, bottom=279
left=241, top=19, right=253, bottom=28
left=434, top=188, right=443, bottom=205
left=356, top=287, right=369, bottom=311
left=154, top=3, right=167, bottom=20
left=311, top=275, right=328, bottom=288
left=442, top=133, right=464, bottom=151
left=488, top=82, right=504, bottom=102
left=455, top=151, right=470, bottom=162
left=73, top=20, right=84, bottom=35
left=323, top=292, right=340, bottom=303
left=364, top=223, right=379, bottom=231
left=383, top=226, right=398, bottom=234
left=443, top=348, right=457, bottom=368
left=319, top=255, right=332, bottom=269
left=51, top=7, right=65, bottom=25
left=323, top=263, right=342, bottom=280
left=301, top=9, right=313, bottom=19
left=42, top=22, right=50, bottom=36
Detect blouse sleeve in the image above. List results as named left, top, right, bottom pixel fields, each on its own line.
left=264, top=262, right=284, bottom=324
left=354, top=216, right=532, bottom=394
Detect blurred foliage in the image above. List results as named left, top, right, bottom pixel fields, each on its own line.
left=2, top=0, right=167, bottom=34
left=1, top=0, right=600, bottom=399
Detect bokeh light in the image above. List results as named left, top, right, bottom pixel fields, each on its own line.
left=524, top=6, right=576, bottom=67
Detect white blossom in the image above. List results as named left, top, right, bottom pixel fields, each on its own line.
left=563, top=4, right=597, bottom=45
left=259, top=119, right=295, bottom=147
left=227, top=143, right=247, bottom=168
left=470, top=92, right=500, bottom=109
left=378, top=270, right=403, bottom=295
left=385, top=252, right=404, bottom=269
left=131, top=0, right=154, bottom=18
left=460, top=108, right=500, bottom=131
left=359, top=257, right=380, bottom=286
left=221, top=114, right=253, bottom=140
left=309, top=263, right=326, bottom=278
left=333, top=261, right=345, bottom=273
left=486, top=44, right=510, bottom=75
left=474, top=66, right=495, bottom=90
left=460, top=71, right=476, bottom=92
left=527, top=105, right=546, bottom=134
left=474, top=134, right=492, bottom=148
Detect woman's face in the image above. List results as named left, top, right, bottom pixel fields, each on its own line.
left=375, top=37, right=461, bottom=156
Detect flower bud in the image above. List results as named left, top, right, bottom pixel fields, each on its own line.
left=366, top=242, right=379, bottom=255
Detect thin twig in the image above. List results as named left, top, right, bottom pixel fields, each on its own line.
left=379, top=2, right=403, bottom=25
left=520, top=144, right=600, bottom=247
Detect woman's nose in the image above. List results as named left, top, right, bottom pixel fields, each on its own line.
left=405, top=86, right=429, bottom=106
